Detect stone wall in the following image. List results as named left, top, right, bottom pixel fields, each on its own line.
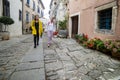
left=8, top=0, right=22, bottom=37
left=69, top=0, right=120, bottom=40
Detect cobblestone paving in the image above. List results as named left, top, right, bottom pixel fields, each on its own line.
left=43, top=34, right=120, bottom=80
left=0, top=36, right=33, bottom=80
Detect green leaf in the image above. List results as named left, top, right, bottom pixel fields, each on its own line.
left=0, top=16, right=14, bottom=25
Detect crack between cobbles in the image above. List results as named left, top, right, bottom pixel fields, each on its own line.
left=15, top=67, right=43, bottom=72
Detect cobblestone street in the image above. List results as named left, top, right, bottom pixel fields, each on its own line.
left=0, top=34, right=120, bottom=80
left=43, top=33, right=120, bottom=80
left=1, top=0, right=120, bottom=79
left=0, top=35, right=33, bottom=80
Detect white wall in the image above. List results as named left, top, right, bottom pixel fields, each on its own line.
left=0, top=0, right=3, bottom=16
left=8, top=0, right=22, bottom=37
left=30, top=0, right=33, bottom=9
left=56, top=3, right=65, bottom=21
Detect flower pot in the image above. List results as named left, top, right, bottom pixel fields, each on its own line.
left=112, top=52, right=120, bottom=58
left=102, top=49, right=110, bottom=54
left=76, top=39, right=79, bottom=43
left=0, top=31, right=10, bottom=40
left=58, top=30, right=68, bottom=38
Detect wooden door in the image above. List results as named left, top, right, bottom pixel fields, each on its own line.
left=72, top=15, right=78, bottom=37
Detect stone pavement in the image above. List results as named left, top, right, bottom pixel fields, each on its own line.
left=0, top=34, right=32, bottom=50
left=0, top=35, right=45, bottom=80
left=9, top=38, right=45, bottom=80
left=43, top=33, right=120, bottom=80
left=0, top=33, right=120, bottom=80
left=0, top=35, right=33, bottom=80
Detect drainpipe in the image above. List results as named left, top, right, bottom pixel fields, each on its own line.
left=115, top=0, right=119, bottom=8
left=115, top=0, right=119, bottom=17
left=116, top=0, right=119, bottom=6
left=22, top=0, right=24, bottom=34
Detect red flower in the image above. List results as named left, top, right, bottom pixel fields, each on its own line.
left=88, top=43, right=94, bottom=48
left=53, top=31, right=58, bottom=35
left=84, top=34, right=88, bottom=39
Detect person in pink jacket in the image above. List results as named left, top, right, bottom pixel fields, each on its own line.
left=47, top=17, right=55, bottom=47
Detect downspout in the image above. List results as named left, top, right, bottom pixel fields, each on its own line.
left=116, top=0, right=119, bottom=6
left=22, top=0, right=24, bottom=34
left=114, top=0, right=119, bottom=39
left=115, top=0, right=119, bottom=15
left=114, top=0, right=119, bottom=21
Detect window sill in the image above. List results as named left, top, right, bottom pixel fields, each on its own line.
left=95, top=29, right=114, bottom=35
left=33, top=9, right=35, bottom=11
left=26, top=21, right=29, bottom=23
left=26, top=3, right=30, bottom=7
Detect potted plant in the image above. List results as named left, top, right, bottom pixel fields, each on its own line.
left=86, top=39, right=94, bottom=49
left=74, top=34, right=79, bottom=42
left=58, top=19, right=68, bottom=38
left=0, top=16, right=14, bottom=40
left=59, top=19, right=67, bottom=30
left=111, top=41, right=120, bottom=58
left=96, top=41, right=108, bottom=53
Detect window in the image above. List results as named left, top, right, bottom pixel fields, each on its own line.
left=33, top=1, right=35, bottom=11
left=37, top=6, right=40, bottom=13
left=3, top=0, right=10, bottom=17
left=41, top=11, right=44, bottom=17
left=98, top=8, right=112, bottom=30
left=95, top=1, right=117, bottom=34
left=38, top=0, right=40, bottom=4
left=54, top=2, right=56, bottom=5
left=26, top=0, right=30, bottom=6
left=32, top=14, right=34, bottom=20
left=26, top=12, right=29, bottom=22
left=19, top=10, right=22, bottom=21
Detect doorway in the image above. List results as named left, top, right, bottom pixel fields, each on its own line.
left=71, top=15, right=78, bottom=38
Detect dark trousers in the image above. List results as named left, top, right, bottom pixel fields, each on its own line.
left=34, top=34, right=39, bottom=46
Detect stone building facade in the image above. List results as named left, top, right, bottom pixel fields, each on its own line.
left=22, top=0, right=45, bottom=34
left=68, top=0, right=120, bottom=40
left=0, top=0, right=45, bottom=36
left=49, top=0, right=69, bottom=29
left=0, top=0, right=22, bottom=37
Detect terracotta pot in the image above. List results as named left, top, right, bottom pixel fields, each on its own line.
left=102, top=49, right=111, bottom=54
left=0, top=31, right=10, bottom=40
left=112, top=52, right=120, bottom=58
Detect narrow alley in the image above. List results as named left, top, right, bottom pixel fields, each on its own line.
left=0, top=0, right=120, bottom=80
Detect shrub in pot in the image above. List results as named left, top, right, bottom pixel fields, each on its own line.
left=86, top=39, right=95, bottom=49
left=74, top=34, right=81, bottom=43
left=74, top=34, right=79, bottom=40
left=77, top=34, right=88, bottom=44
left=0, top=16, right=14, bottom=40
left=104, top=40, right=120, bottom=58
left=59, top=20, right=67, bottom=30
left=58, top=19, right=68, bottom=38
left=111, top=41, right=120, bottom=58
left=96, top=41, right=110, bottom=53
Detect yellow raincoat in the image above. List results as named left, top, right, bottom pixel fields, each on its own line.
left=31, top=20, right=43, bottom=36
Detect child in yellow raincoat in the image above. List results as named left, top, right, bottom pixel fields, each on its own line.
left=31, top=15, right=43, bottom=48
